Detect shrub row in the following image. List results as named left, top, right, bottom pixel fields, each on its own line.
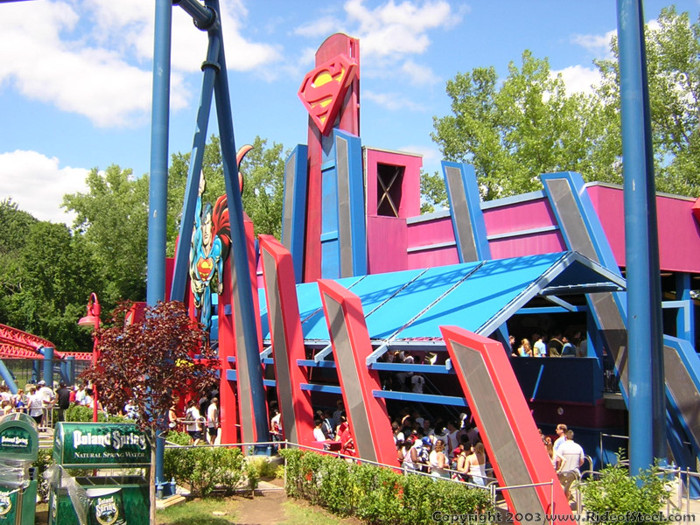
left=279, top=448, right=493, bottom=524
left=163, top=444, right=246, bottom=496
left=64, top=404, right=130, bottom=423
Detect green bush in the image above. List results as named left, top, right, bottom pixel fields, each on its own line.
left=33, top=448, right=54, bottom=501
left=64, top=404, right=129, bottom=423
left=246, top=456, right=280, bottom=480
left=581, top=458, right=671, bottom=524
left=163, top=446, right=246, bottom=496
left=279, top=448, right=493, bottom=524
left=164, top=430, right=191, bottom=446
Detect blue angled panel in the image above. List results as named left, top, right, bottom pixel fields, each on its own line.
left=281, top=145, right=308, bottom=283
left=334, top=130, right=366, bottom=277
left=441, top=161, right=491, bottom=262
left=321, top=149, right=340, bottom=278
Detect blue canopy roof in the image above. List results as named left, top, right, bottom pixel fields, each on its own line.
left=258, top=251, right=624, bottom=345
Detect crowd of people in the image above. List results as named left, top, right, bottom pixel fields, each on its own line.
left=304, top=397, right=587, bottom=498
left=0, top=380, right=77, bottom=428
left=166, top=389, right=220, bottom=446
left=389, top=408, right=489, bottom=484
left=510, top=331, right=587, bottom=358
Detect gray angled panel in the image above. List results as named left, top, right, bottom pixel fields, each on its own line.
left=336, top=135, right=353, bottom=277
left=323, top=292, right=377, bottom=462
left=450, top=340, right=545, bottom=515
left=261, top=249, right=298, bottom=444
left=543, top=177, right=629, bottom=391
left=444, top=165, right=478, bottom=262
left=230, top=263, right=255, bottom=443
left=664, top=343, right=700, bottom=446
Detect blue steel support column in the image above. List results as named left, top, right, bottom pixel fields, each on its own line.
left=0, top=360, right=17, bottom=394
left=210, top=0, right=268, bottom=441
left=149, top=0, right=172, bottom=490
left=617, top=0, right=666, bottom=472
left=676, top=273, right=695, bottom=343
left=42, top=346, right=54, bottom=387
left=66, top=356, right=75, bottom=385
left=170, top=30, right=220, bottom=301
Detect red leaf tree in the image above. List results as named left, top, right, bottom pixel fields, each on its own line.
left=81, top=301, right=218, bottom=520
left=82, top=300, right=218, bottom=431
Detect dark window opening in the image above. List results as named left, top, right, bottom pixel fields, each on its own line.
left=377, top=164, right=404, bottom=217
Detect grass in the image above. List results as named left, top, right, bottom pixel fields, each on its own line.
left=156, top=496, right=360, bottom=524
left=156, top=497, right=239, bottom=524
left=282, top=499, right=360, bottom=524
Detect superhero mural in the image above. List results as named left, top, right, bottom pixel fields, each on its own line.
left=190, top=176, right=230, bottom=335
left=189, top=146, right=251, bottom=336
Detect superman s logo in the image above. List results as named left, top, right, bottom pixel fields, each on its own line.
left=298, top=54, right=358, bottom=135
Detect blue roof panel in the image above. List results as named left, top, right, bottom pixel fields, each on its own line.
left=395, top=253, right=562, bottom=339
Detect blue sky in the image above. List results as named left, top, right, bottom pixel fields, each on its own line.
left=0, top=0, right=697, bottom=224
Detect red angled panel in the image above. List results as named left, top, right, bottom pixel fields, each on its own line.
left=440, top=326, right=572, bottom=523
left=259, top=235, right=315, bottom=448
left=318, top=279, right=397, bottom=466
left=304, top=34, right=360, bottom=283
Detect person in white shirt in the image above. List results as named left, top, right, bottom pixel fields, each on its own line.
left=557, top=430, right=584, bottom=474
left=553, top=423, right=568, bottom=454
left=183, top=400, right=203, bottom=445
left=411, top=373, right=425, bottom=393
left=206, top=397, right=219, bottom=444
left=557, top=429, right=585, bottom=500
left=533, top=334, right=547, bottom=358
left=313, top=418, right=326, bottom=442
left=27, top=387, right=44, bottom=426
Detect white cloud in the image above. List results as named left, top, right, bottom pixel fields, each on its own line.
left=344, top=0, right=456, bottom=60
left=0, top=150, right=89, bottom=225
left=401, top=59, right=439, bottom=86
left=571, top=29, right=616, bottom=59
left=363, top=89, right=425, bottom=111
left=0, top=0, right=280, bottom=128
left=553, top=65, right=602, bottom=96
left=295, top=16, right=347, bottom=39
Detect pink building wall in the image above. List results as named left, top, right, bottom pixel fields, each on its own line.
left=379, top=179, right=700, bottom=275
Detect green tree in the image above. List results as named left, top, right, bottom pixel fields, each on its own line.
left=595, top=6, right=700, bottom=196
left=432, top=7, right=700, bottom=201
left=168, top=135, right=286, bottom=251
left=420, top=171, right=448, bottom=213
left=0, top=198, right=37, bottom=258
left=0, top=221, right=98, bottom=349
left=432, top=51, right=609, bottom=200
left=62, top=165, right=149, bottom=304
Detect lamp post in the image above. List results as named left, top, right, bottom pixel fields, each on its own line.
left=78, top=292, right=101, bottom=423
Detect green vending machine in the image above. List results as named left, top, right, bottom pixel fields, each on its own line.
left=0, top=412, right=39, bottom=525
left=48, top=422, right=151, bottom=524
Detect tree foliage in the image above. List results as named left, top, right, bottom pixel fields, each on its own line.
left=596, top=6, right=700, bottom=196
left=0, top=203, right=97, bottom=349
left=62, top=165, right=149, bottom=304
left=2, top=134, right=286, bottom=350
left=81, top=301, right=217, bottom=433
left=432, top=51, right=611, bottom=200
left=168, top=135, right=286, bottom=250
left=420, top=171, right=448, bottom=214
left=432, top=7, right=700, bottom=201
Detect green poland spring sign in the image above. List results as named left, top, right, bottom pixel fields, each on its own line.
left=0, top=488, right=18, bottom=523
left=0, top=428, right=32, bottom=455
left=53, top=423, right=150, bottom=467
